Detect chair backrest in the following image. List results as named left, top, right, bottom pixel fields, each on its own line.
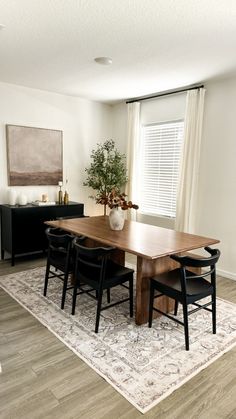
left=73, top=237, right=115, bottom=282
left=170, top=247, right=220, bottom=269
left=45, top=227, right=74, bottom=255
left=170, top=246, right=221, bottom=288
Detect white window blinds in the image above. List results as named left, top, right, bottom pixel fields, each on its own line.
left=139, top=120, right=184, bottom=218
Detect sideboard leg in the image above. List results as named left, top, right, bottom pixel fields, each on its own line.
left=11, top=253, right=15, bottom=266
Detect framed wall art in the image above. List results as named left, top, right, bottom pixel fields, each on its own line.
left=6, top=124, right=63, bottom=186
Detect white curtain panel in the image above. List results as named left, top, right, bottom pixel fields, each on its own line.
left=175, top=88, right=206, bottom=233
left=126, top=102, right=140, bottom=221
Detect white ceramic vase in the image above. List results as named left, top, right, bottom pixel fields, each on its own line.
left=18, top=193, right=27, bottom=206
left=109, top=207, right=125, bottom=231
left=8, top=189, right=17, bottom=206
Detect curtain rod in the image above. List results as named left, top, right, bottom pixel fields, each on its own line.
left=126, top=83, right=204, bottom=104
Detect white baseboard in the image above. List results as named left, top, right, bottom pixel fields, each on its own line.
left=217, top=268, right=236, bottom=281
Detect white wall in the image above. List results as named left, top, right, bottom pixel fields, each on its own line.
left=111, top=77, right=236, bottom=279
left=0, top=82, right=113, bottom=219
left=196, top=76, right=236, bottom=280
left=111, top=101, right=128, bottom=153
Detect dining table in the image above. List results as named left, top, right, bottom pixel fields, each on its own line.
left=45, top=215, right=220, bottom=325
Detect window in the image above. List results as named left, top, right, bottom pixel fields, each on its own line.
left=139, top=120, right=184, bottom=218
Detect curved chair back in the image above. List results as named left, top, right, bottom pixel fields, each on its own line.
left=73, top=237, right=115, bottom=282
left=171, top=247, right=220, bottom=269
left=46, top=227, right=74, bottom=255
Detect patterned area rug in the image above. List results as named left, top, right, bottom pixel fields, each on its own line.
left=1, top=267, right=236, bottom=414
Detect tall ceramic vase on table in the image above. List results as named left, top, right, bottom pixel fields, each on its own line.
left=109, top=207, right=125, bottom=231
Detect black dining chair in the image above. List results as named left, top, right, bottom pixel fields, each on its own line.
left=72, top=237, right=134, bottom=333
left=148, top=247, right=221, bottom=350
left=43, top=227, right=76, bottom=309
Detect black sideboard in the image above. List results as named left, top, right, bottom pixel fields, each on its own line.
left=0, top=201, right=84, bottom=265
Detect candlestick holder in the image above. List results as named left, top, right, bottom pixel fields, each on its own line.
left=58, top=181, right=63, bottom=204
left=63, top=179, right=69, bottom=204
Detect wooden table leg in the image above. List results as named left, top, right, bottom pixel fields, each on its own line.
left=135, top=255, right=178, bottom=325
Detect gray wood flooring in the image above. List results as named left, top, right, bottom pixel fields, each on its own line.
left=0, top=254, right=236, bottom=419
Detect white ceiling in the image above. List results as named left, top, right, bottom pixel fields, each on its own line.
left=0, top=0, right=236, bottom=104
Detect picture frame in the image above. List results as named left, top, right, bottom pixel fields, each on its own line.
left=6, top=124, right=63, bottom=186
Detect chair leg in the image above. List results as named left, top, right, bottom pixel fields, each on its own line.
left=95, top=290, right=103, bottom=333
left=182, top=302, right=189, bottom=351
left=174, top=300, right=179, bottom=315
left=148, top=281, right=155, bottom=328
left=107, top=288, right=110, bottom=303
left=129, top=278, right=133, bottom=318
left=43, top=261, right=50, bottom=296
left=72, top=284, right=77, bottom=315
left=212, top=294, right=216, bottom=334
left=61, top=273, right=69, bottom=309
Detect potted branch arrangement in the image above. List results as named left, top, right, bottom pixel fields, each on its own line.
left=84, top=139, right=138, bottom=229
left=105, top=188, right=138, bottom=230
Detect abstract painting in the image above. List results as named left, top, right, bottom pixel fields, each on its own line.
left=6, top=125, right=63, bottom=185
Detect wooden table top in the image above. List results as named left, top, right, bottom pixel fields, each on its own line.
left=46, top=216, right=219, bottom=260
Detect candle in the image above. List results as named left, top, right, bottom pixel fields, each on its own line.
left=42, top=194, right=48, bottom=202
left=58, top=181, right=63, bottom=187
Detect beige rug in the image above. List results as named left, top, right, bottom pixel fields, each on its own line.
left=1, top=267, right=236, bottom=414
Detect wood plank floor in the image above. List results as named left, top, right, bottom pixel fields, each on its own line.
left=0, top=255, right=236, bottom=419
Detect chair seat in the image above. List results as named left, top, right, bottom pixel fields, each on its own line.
left=151, top=268, right=214, bottom=302
left=79, top=260, right=134, bottom=290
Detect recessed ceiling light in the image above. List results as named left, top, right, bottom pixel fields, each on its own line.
left=94, top=57, right=112, bottom=65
